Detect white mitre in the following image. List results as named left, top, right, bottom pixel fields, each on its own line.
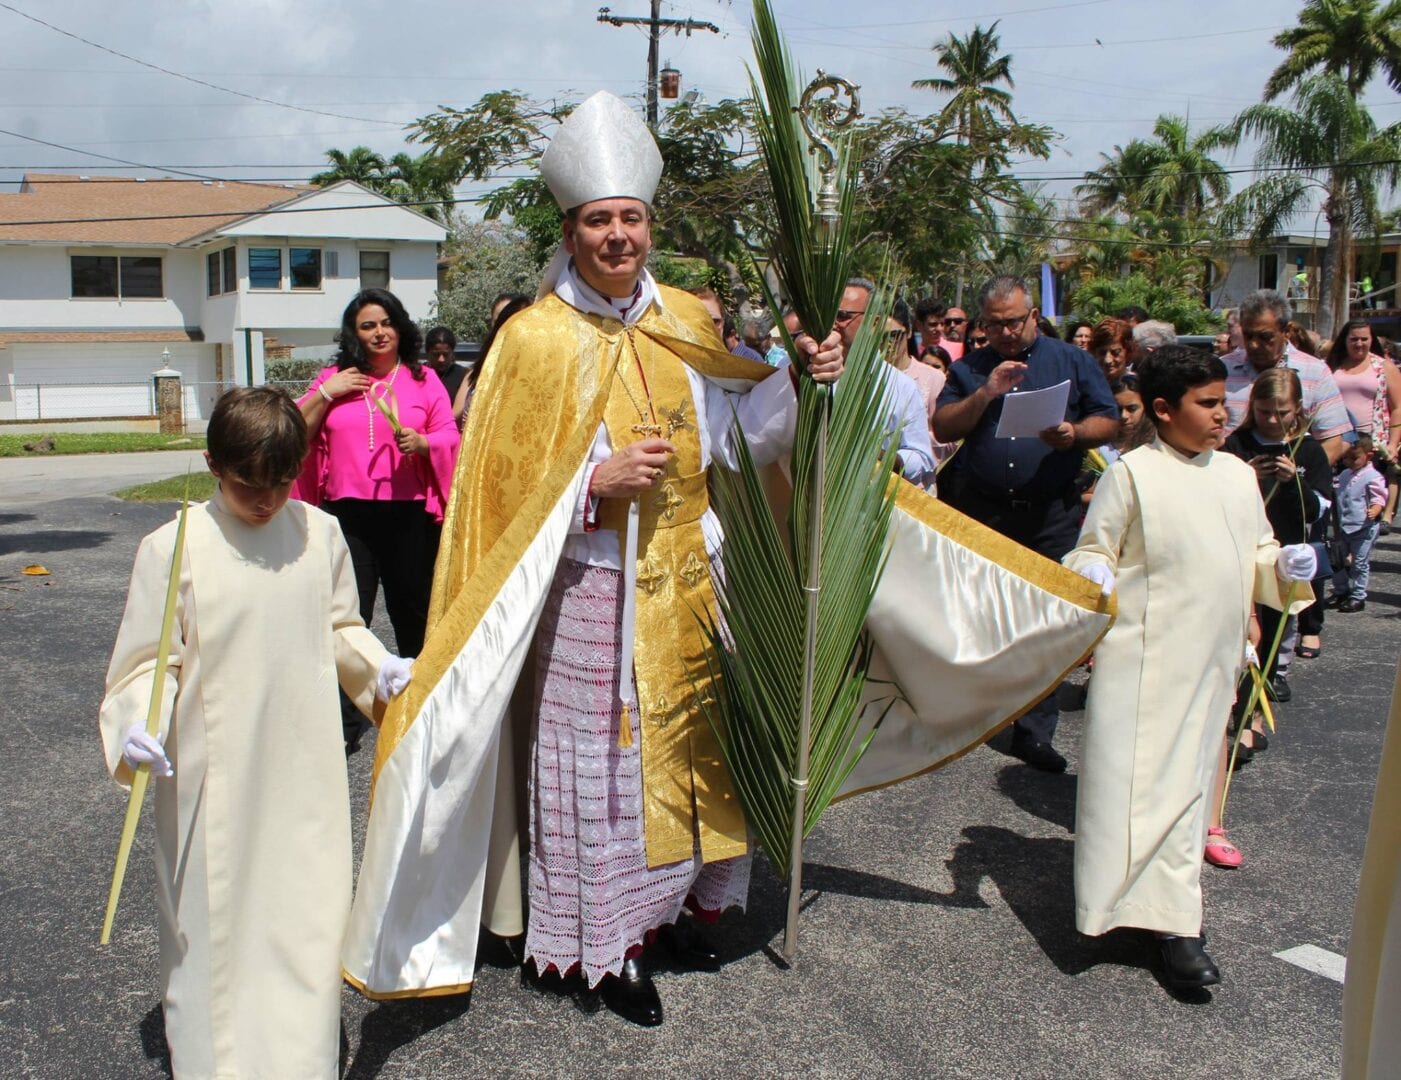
left=540, top=91, right=662, bottom=211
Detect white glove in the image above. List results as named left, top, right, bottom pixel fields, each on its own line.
left=1244, top=642, right=1260, bottom=668
left=121, top=723, right=173, bottom=778
left=1277, top=543, right=1317, bottom=583
left=376, top=656, right=414, bottom=703
left=1076, top=562, right=1116, bottom=598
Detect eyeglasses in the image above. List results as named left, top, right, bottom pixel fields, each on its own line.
left=981, top=312, right=1032, bottom=334
left=1242, top=330, right=1279, bottom=345
left=969, top=335, right=989, bottom=346
left=942, top=317, right=966, bottom=327
left=886, top=329, right=908, bottom=343
left=835, top=308, right=866, bottom=323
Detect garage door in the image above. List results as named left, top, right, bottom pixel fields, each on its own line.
left=10, top=342, right=218, bottom=421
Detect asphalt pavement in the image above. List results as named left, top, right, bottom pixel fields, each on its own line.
left=1, top=485, right=1397, bottom=1079
left=0, top=450, right=206, bottom=508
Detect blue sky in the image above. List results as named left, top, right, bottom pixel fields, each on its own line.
left=0, top=0, right=1395, bottom=229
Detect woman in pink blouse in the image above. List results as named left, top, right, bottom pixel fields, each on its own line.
left=293, top=288, right=460, bottom=745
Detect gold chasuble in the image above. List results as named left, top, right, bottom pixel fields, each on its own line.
left=598, top=326, right=747, bottom=866
left=342, top=283, right=1116, bottom=1000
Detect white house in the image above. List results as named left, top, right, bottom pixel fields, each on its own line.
left=0, top=174, right=446, bottom=424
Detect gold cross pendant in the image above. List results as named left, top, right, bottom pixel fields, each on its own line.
left=631, top=422, right=663, bottom=438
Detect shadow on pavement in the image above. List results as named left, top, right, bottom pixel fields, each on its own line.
left=0, top=528, right=112, bottom=556
left=0, top=512, right=35, bottom=527
left=996, top=764, right=1077, bottom=832
left=138, top=1003, right=173, bottom=1078
left=345, top=993, right=472, bottom=1080
left=942, top=825, right=1167, bottom=989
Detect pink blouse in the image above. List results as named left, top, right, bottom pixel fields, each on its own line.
left=1333, top=361, right=1383, bottom=435
left=292, top=365, right=460, bottom=521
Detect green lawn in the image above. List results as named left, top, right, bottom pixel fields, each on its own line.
left=0, top=432, right=206, bottom=457
left=114, top=472, right=218, bottom=503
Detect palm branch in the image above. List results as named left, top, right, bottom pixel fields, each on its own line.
left=697, top=0, right=900, bottom=954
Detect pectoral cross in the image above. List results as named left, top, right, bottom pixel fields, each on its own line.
left=631, top=422, right=664, bottom=438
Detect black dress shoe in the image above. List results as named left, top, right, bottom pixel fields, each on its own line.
left=521, top=957, right=600, bottom=1013
left=655, top=919, right=721, bottom=972
left=1266, top=674, right=1292, bottom=703
left=1338, top=598, right=1366, bottom=613
left=1010, top=731, right=1067, bottom=773
left=599, top=956, right=663, bottom=1027
left=1155, top=933, right=1220, bottom=990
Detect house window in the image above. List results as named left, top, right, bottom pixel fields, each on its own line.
left=289, top=247, right=322, bottom=290
left=222, top=246, right=236, bottom=292
left=248, top=247, right=282, bottom=289
left=360, top=250, right=389, bottom=289
left=1258, top=253, right=1279, bottom=291
left=73, top=255, right=118, bottom=297
left=207, top=252, right=221, bottom=297
left=71, top=254, right=163, bottom=298
left=122, top=256, right=162, bottom=298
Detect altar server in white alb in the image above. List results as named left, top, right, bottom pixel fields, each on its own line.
left=1064, top=346, right=1315, bottom=993
left=99, top=387, right=413, bottom=1079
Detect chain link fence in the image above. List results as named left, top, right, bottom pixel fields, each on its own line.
left=8, top=377, right=314, bottom=426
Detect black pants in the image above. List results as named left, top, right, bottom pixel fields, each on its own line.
left=943, top=477, right=1083, bottom=744
left=324, top=498, right=439, bottom=737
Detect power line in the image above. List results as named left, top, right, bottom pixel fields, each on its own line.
left=0, top=125, right=223, bottom=182
left=0, top=1, right=407, bottom=127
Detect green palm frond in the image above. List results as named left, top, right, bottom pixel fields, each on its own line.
left=696, top=0, right=900, bottom=874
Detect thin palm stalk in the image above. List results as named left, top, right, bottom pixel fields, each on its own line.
left=100, top=475, right=191, bottom=944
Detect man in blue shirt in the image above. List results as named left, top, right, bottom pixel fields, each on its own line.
left=936, top=275, right=1118, bottom=772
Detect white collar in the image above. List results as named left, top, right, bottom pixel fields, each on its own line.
left=554, top=260, right=662, bottom=326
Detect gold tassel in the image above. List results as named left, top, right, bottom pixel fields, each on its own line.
left=618, top=702, right=634, bottom=749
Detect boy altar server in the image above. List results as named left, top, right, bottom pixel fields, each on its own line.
left=99, top=387, right=412, bottom=1078
left=1064, top=346, right=1316, bottom=991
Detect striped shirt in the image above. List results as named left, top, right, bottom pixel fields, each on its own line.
left=1222, top=344, right=1353, bottom=441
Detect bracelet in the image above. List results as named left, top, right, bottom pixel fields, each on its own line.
left=317, top=384, right=334, bottom=403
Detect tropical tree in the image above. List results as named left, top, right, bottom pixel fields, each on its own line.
left=381, top=152, right=458, bottom=223
left=1264, top=0, right=1401, bottom=99
left=913, top=22, right=1016, bottom=153
left=310, top=146, right=388, bottom=188
left=1076, top=114, right=1233, bottom=221
left=430, top=217, right=543, bottom=341
left=1225, top=73, right=1401, bottom=337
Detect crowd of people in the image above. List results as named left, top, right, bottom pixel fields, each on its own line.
left=96, top=87, right=1398, bottom=1076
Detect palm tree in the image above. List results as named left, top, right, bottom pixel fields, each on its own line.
left=1076, top=115, right=1232, bottom=220
left=1265, top=0, right=1401, bottom=99
left=310, top=146, right=389, bottom=189
left=1227, top=73, right=1401, bottom=337
left=383, top=152, right=457, bottom=223
left=913, top=22, right=1016, bottom=154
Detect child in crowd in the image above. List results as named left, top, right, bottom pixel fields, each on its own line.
left=1079, top=376, right=1153, bottom=507
left=1329, top=435, right=1388, bottom=612
left=1064, top=346, right=1315, bottom=993
left=1225, top=367, right=1333, bottom=694
left=99, top=387, right=412, bottom=1078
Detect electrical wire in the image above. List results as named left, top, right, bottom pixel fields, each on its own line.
left=0, top=1, right=407, bottom=127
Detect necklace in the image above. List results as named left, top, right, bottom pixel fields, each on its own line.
left=363, top=361, right=401, bottom=450
left=621, top=329, right=663, bottom=439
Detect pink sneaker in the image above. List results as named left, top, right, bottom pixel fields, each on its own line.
left=1205, top=827, right=1242, bottom=869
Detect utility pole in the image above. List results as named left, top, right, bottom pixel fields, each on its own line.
left=597, top=4, right=720, bottom=128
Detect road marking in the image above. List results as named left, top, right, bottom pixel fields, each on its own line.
left=1274, top=944, right=1347, bottom=983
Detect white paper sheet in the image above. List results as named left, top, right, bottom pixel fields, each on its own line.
left=995, top=379, right=1070, bottom=438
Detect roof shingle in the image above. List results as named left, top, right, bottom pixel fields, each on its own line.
left=0, top=174, right=311, bottom=246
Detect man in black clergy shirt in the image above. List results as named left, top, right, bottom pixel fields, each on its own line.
left=935, top=274, right=1118, bottom=773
